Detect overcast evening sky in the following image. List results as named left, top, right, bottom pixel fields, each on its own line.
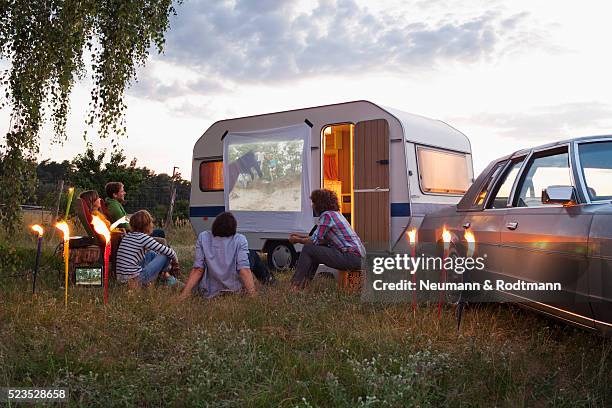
left=7, top=0, right=612, bottom=178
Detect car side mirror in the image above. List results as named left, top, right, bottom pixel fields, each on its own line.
left=542, top=185, right=577, bottom=206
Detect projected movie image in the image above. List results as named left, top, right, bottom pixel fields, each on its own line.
left=227, top=140, right=304, bottom=211
left=75, top=267, right=102, bottom=286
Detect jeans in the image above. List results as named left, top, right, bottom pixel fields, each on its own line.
left=140, top=251, right=170, bottom=284
left=151, top=229, right=166, bottom=238
left=248, top=250, right=275, bottom=284
left=291, top=245, right=362, bottom=286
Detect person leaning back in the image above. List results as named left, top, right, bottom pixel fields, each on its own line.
left=105, top=181, right=130, bottom=230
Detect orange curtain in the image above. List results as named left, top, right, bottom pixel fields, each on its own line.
left=324, top=155, right=338, bottom=180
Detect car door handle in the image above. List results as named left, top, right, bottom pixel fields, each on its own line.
left=506, top=222, right=518, bottom=230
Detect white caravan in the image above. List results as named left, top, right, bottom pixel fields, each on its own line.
left=190, top=100, right=473, bottom=269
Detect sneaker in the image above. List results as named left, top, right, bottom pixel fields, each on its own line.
left=163, top=276, right=178, bottom=286
left=164, top=276, right=185, bottom=289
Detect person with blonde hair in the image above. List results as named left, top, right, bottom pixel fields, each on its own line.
left=115, top=210, right=178, bottom=288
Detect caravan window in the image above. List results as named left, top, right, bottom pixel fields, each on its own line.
left=199, top=159, right=224, bottom=192
left=416, top=146, right=470, bottom=195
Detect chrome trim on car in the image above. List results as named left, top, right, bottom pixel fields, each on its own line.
left=501, top=291, right=612, bottom=328
left=507, top=150, right=532, bottom=207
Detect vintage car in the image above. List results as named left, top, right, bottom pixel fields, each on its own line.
left=418, top=135, right=612, bottom=335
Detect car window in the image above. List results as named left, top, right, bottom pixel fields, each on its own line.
left=473, top=162, right=506, bottom=206
left=578, top=141, right=612, bottom=201
left=515, top=149, right=572, bottom=207
left=486, top=159, right=524, bottom=209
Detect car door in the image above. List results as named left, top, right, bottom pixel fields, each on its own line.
left=500, top=145, right=593, bottom=327
left=575, top=139, right=612, bottom=333
left=462, top=157, right=526, bottom=296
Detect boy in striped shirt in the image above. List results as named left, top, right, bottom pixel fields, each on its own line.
left=116, top=210, right=178, bottom=288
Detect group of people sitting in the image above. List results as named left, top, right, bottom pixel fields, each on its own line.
left=79, top=182, right=179, bottom=288
left=80, top=183, right=365, bottom=299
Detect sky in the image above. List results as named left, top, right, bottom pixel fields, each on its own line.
left=4, top=0, right=612, bottom=178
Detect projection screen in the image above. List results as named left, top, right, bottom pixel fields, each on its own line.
left=223, top=123, right=313, bottom=233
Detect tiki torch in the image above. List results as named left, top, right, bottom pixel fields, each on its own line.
left=406, top=228, right=417, bottom=311
left=464, top=230, right=475, bottom=258
left=456, top=230, right=476, bottom=332
left=440, top=227, right=451, bottom=320
left=55, top=221, right=70, bottom=306
left=30, top=225, right=44, bottom=295
left=92, top=215, right=111, bottom=304
left=64, top=187, right=75, bottom=219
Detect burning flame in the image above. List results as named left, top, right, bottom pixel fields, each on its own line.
left=110, top=216, right=128, bottom=231
left=92, top=215, right=111, bottom=243
left=441, top=227, right=451, bottom=252
left=442, top=227, right=451, bottom=243
left=55, top=221, right=70, bottom=241
left=407, top=228, right=417, bottom=245
left=464, top=230, right=476, bottom=257
left=31, top=224, right=44, bottom=237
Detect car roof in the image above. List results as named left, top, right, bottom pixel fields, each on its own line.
left=507, top=134, right=612, bottom=159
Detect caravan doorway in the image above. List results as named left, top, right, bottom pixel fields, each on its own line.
left=321, top=123, right=355, bottom=228
left=321, top=123, right=355, bottom=225
left=321, top=120, right=390, bottom=252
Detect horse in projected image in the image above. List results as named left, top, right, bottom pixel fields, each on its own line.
left=227, top=150, right=264, bottom=192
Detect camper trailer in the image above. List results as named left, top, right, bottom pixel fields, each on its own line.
left=190, top=100, right=473, bottom=269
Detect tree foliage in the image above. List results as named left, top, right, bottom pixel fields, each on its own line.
left=0, top=0, right=180, bottom=233
left=35, top=146, right=191, bottom=223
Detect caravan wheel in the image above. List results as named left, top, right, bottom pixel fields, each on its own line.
left=266, top=241, right=297, bottom=270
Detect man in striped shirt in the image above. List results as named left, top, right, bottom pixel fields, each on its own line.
left=116, top=210, right=178, bottom=287
left=289, top=189, right=365, bottom=289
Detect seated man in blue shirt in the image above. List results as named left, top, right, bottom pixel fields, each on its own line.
left=178, top=212, right=257, bottom=300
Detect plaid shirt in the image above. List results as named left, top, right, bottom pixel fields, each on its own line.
left=311, top=211, right=365, bottom=257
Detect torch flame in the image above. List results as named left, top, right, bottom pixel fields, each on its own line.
left=92, top=215, right=111, bottom=243
left=442, top=227, right=451, bottom=243
left=441, top=227, right=451, bottom=252
left=31, top=224, right=44, bottom=237
left=407, top=228, right=417, bottom=245
left=464, top=230, right=476, bottom=257
left=464, top=230, right=475, bottom=244
left=55, top=221, right=70, bottom=241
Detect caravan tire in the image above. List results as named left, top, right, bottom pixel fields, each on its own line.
left=266, top=241, right=297, bottom=270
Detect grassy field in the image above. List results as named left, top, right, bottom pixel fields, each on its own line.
left=1, top=222, right=611, bottom=407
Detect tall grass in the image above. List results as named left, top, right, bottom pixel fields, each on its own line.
left=0, top=222, right=610, bottom=406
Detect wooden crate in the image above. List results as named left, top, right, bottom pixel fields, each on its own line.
left=57, top=244, right=102, bottom=283
left=337, top=269, right=363, bottom=293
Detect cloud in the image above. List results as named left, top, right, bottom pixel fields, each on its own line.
left=159, top=0, right=534, bottom=81
left=128, top=67, right=226, bottom=102
left=126, top=0, right=542, bottom=103
left=454, top=101, right=612, bottom=142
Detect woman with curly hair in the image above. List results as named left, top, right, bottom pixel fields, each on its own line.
left=289, top=189, right=365, bottom=289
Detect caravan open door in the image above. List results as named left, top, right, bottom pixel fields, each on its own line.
left=354, top=119, right=390, bottom=252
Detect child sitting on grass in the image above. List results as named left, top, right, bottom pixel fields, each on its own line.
left=115, top=210, right=179, bottom=289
